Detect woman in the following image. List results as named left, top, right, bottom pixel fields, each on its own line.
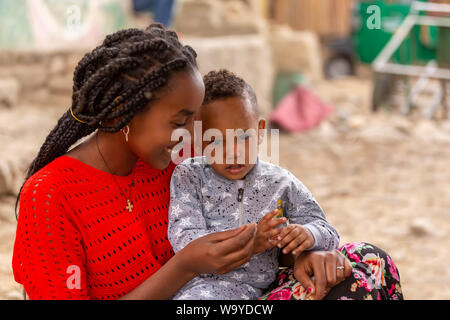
left=12, top=24, right=403, bottom=300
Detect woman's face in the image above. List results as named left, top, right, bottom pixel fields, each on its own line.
left=127, top=68, right=205, bottom=169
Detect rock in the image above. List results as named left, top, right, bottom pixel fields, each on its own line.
left=13, top=64, right=47, bottom=89
left=24, top=87, right=51, bottom=105
left=48, top=55, right=66, bottom=75
left=409, top=218, right=436, bottom=237
left=48, top=75, right=73, bottom=94
left=415, top=120, right=450, bottom=143
left=268, top=25, right=323, bottom=83
left=0, top=78, right=20, bottom=108
left=183, top=34, right=274, bottom=116
left=174, top=0, right=266, bottom=37
left=0, top=196, right=16, bottom=224
left=66, top=53, right=83, bottom=74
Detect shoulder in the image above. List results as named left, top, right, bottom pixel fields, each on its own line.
left=20, top=156, right=78, bottom=199
left=257, top=159, right=294, bottom=180
left=173, top=156, right=206, bottom=177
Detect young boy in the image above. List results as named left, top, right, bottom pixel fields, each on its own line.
left=168, top=70, right=339, bottom=300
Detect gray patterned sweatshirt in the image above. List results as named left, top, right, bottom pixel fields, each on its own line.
left=168, top=156, right=340, bottom=292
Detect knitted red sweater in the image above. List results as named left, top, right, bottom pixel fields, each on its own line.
left=12, top=156, right=176, bottom=300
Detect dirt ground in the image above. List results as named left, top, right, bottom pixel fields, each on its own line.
left=0, top=75, right=449, bottom=300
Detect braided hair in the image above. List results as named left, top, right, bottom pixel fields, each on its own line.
left=15, top=23, right=198, bottom=217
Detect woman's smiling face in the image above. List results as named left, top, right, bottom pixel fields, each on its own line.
left=127, top=68, right=205, bottom=169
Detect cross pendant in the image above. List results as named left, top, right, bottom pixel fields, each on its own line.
left=126, top=199, right=134, bottom=212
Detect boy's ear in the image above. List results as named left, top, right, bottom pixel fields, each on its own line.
left=258, top=119, right=266, bottom=144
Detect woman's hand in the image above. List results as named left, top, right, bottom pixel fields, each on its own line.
left=293, top=249, right=353, bottom=300
left=180, top=223, right=257, bottom=276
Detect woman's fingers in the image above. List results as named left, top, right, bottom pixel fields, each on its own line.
left=221, top=235, right=255, bottom=273
left=221, top=254, right=252, bottom=275
left=311, top=256, right=327, bottom=300
left=334, top=250, right=347, bottom=284
left=293, top=258, right=315, bottom=297
left=209, top=224, right=248, bottom=242
left=343, top=254, right=353, bottom=278
left=214, top=223, right=257, bottom=256
left=324, top=253, right=337, bottom=289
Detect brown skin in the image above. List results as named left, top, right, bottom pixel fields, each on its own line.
left=67, top=69, right=351, bottom=300
left=200, top=96, right=353, bottom=300
left=200, top=96, right=265, bottom=180
left=66, top=69, right=258, bottom=300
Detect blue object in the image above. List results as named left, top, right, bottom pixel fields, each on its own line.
left=133, top=0, right=175, bottom=27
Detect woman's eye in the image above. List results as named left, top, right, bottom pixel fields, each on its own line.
left=173, top=122, right=187, bottom=128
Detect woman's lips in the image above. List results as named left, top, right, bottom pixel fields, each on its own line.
left=225, top=164, right=245, bottom=174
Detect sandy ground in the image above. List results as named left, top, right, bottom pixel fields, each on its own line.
left=0, top=76, right=449, bottom=300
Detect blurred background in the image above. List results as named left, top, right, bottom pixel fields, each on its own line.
left=0, top=0, right=449, bottom=300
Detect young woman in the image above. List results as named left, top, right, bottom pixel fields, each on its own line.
left=12, top=24, right=402, bottom=300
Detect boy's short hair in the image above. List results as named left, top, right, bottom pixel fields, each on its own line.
left=202, top=69, right=258, bottom=116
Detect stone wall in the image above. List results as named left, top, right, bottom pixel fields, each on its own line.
left=0, top=50, right=85, bottom=108
left=183, top=35, right=274, bottom=116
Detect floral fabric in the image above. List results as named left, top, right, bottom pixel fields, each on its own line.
left=259, top=242, right=403, bottom=300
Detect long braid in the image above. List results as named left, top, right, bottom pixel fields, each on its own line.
left=15, top=23, right=197, bottom=218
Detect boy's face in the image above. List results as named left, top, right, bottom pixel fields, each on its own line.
left=200, top=96, right=265, bottom=180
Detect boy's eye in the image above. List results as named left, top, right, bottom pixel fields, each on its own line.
left=238, top=134, right=250, bottom=141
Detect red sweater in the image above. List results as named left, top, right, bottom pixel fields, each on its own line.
left=12, top=156, right=176, bottom=300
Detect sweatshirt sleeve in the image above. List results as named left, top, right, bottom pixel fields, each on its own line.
left=284, top=171, right=340, bottom=251
left=12, top=177, right=91, bottom=300
left=167, top=162, right=210, bottom=253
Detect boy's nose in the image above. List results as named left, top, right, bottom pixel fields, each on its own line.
left=225, top=141, right=245, bottom=164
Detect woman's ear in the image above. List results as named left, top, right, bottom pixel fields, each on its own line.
left=258, top=119, right=266, bottom=144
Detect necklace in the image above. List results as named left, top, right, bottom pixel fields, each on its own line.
left=96, top=133, right=136, bottom=212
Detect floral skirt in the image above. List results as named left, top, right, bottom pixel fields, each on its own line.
left=259, top=242, right=403, bottom=300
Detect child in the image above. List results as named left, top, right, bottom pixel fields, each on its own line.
left=168, top=70, right=339, bottom=300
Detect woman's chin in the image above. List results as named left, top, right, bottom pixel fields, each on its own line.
left=144, top=155, right=171, bottom=170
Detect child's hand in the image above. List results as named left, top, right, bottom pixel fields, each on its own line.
left=277, top=224, right=314, bottom=256
left=253, top=209, right=287, bottom=254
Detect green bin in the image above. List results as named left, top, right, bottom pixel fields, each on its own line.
left=353, top=0, right=437, bottom=65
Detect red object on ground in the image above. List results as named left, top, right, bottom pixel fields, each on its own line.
left=269, top=86, right=334, bottom=132
left=12, top=156, right=176, bottom=300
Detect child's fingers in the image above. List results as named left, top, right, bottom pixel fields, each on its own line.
left=266, top=226, right=283, bottom=240
left=276, top=225, right=297, bottom=245
left=282, top=233, right=308, bottom=254
left=292, top=234, right=314, bottom=256
left=258, top=209, right=279, bottom=230
left=264, top=216, right=287, bottom=231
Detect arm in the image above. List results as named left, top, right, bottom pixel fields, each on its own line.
left=167, top=163, right=211, bottom=253
left=285, top=171, right=340, bottom=251
left=12, top=181, right=90, bottom=300
left=120, top=224, right=258, bottom=300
